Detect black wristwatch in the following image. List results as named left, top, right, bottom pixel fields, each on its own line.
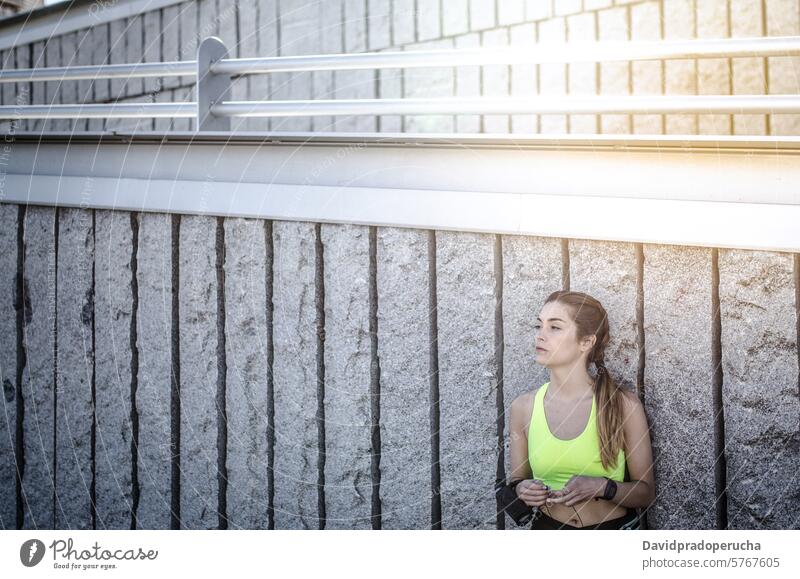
left=595, top=477, right=617, bottom=501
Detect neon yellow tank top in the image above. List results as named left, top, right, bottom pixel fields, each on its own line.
left=528, top=381, right=625, bottom=490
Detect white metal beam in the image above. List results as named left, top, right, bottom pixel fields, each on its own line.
left=1, top=132, right=798, bottom=253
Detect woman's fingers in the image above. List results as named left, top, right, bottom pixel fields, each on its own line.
left=546, top=489, right=573, bottom=504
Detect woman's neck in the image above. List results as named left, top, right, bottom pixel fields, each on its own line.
left=548, top=367, right=594, bottom=400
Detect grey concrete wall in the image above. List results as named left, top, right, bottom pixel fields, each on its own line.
left=2, top=0, right=800, bottom=136
left=1, top=203, right=798, bottom=530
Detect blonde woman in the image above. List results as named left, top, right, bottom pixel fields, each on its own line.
left=507, top=290, right=655, bottom=530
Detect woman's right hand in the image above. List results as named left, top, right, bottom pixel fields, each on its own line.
left=514, top=479, right=551, bottom=507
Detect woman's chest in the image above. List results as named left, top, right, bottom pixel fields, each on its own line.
left=542, top=397, right=594, bottom=440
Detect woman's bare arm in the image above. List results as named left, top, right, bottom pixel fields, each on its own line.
left=608, top=390, right=656, bottom=509
left=508, top=394, right=533, bottom=482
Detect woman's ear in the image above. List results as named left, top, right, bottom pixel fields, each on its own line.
left=581, top=334, right=597, bottom=353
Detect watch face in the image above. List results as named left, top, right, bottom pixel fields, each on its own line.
left=607, top=480, right=617, bottom=499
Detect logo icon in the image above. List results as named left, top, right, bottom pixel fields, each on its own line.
left=20, top=539, right=45, bottom=567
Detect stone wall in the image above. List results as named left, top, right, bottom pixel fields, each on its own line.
left=1, top=0, right=799, bottom=135
left=0, top=202, right=798, bottom=530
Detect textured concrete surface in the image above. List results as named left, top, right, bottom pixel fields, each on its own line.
left=20, top=207, right=56, bottom=530
left=224, top=217, right=270, bottom=529
left=569, top=239, right=639, bottom=391
left=320, top=223, right=373, bottom=529
left=599, top=5, right=630, bottom=134
left=55, top=208, right=94, bottom=530
left=272, top=220, right=320, bottom=529
left=376, top=227, right=432, bottom=529
left=538, top=16, right=567, bottom=133
left=719, top=249, right=800, bottom=529
left=270, top=0, right=318, bottom=133
left=403, top=37, right=455, bottom=133
left=179, top=215, right=220, bottom=529
left=631, top=0, right=662, bottom=134
left=500, top=233, right=562, bottom=529
left=135, top=213, right=173, bottom=529
left=730, top=0, right=767, bottom=136
left=94, top=210, right=134, bottom=529
left=0, top=204, right=18, bottom=529
left=643, top=243, right=716, bottom=530
left=436, top=230, right=498, bottom=529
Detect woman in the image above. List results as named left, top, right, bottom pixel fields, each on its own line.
left=507, top=290, right=655, bottom=530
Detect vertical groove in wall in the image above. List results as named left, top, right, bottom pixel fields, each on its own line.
left=658, top=0, right=665, bottom=133
left=272, top=0, right=281, bottom=133
left=90, top=210, right=97, bottom=530
left=593, top=13, right=600, bottom=133
left=760, top=0, right=770, bottom=136
left=368, top=226, right=382, bottom=529
left=795, top=253, right=800, bottom=423
left=264, top=220, right=275, bottom=530
left=711, top=247, right=728, bottom=529
left=478, top=30, right=484, bottom=134
left=215, top=216, right=228, bottom=530
left=626, top=5, right=633, bottom=134
left=314, top=223, right=326, bottom=529
left=15, top=205, right=26, bottom=530
left=129, top=213, right=140, bottom=530
left=170, top=214, right=181, bottom=529
left=561, top=238, right=570, bottom=291
left=635, top=243, right=649, bottom=530
left=635, top=244, right=645, bottom=404
left=691, top=0, right=698, bottom=135
left=52, top=207, right=59, bottom=530
left=565, top=17, right=571, bottom=135
left=725, top=0, right=733, bottom=136
left=493, top=234, right=505, bottom=530
left=234, top=0, right=240, bottom=59
left=535, top=19, right=541, bottom=134
left=427, top=229, right=441, bottom=530
left=104, top=16, right=111, bottom=131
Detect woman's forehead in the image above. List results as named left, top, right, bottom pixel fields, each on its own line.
left=539, top=302, right=571, bottom=320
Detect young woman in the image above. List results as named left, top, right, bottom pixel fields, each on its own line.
left=507, top=290, right=655, bottom=530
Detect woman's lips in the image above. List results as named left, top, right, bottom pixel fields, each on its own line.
left=536, top=347, right=547, bottom=352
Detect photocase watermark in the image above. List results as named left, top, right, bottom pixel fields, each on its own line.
left=302, top=141, right=367, bottom=186
left=88, top=0, right=120, bottom=22
left=19, top=537, right=159, bottom=571
left=0, top=87, right=29, bottom=203
left=19, top=539, right=45, bottom=567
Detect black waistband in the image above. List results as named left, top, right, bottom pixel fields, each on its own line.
left=531, top=508, right=639, bottom=530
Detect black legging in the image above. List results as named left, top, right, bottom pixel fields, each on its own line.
left=529, top=508, right=641, bottom=530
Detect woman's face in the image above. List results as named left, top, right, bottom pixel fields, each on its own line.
left=533, top=301, right=590, bottom=369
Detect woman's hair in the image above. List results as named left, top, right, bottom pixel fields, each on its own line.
left=543, top=290, right=627, bottom=471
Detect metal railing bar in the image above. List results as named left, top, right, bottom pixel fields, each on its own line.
left=211, top=36, right=800, bottom=75
left=0, top=61, right=197, bottom=83
left=2, top=95, right=799, bottom=120
left=1, top=35, right=798, bottom=84
left=0, top=102, right=196, bottom=119
left=211, top=95, right=800, bottom=118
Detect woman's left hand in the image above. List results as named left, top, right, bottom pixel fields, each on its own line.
left=546, top=476, right=606, bottom=507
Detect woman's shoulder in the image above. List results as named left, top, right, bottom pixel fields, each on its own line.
left=510, top=383, right=546, bottom=414
left=617, top=386, right=644, bottom=415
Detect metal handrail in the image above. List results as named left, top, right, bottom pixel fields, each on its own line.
left=2, top=35, right=799, bottom=82
left=0, top=35, right=798, bottom=131
left=0, top=61, right=196, bottom=83
left=211, top=95, right=800, bottom=117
